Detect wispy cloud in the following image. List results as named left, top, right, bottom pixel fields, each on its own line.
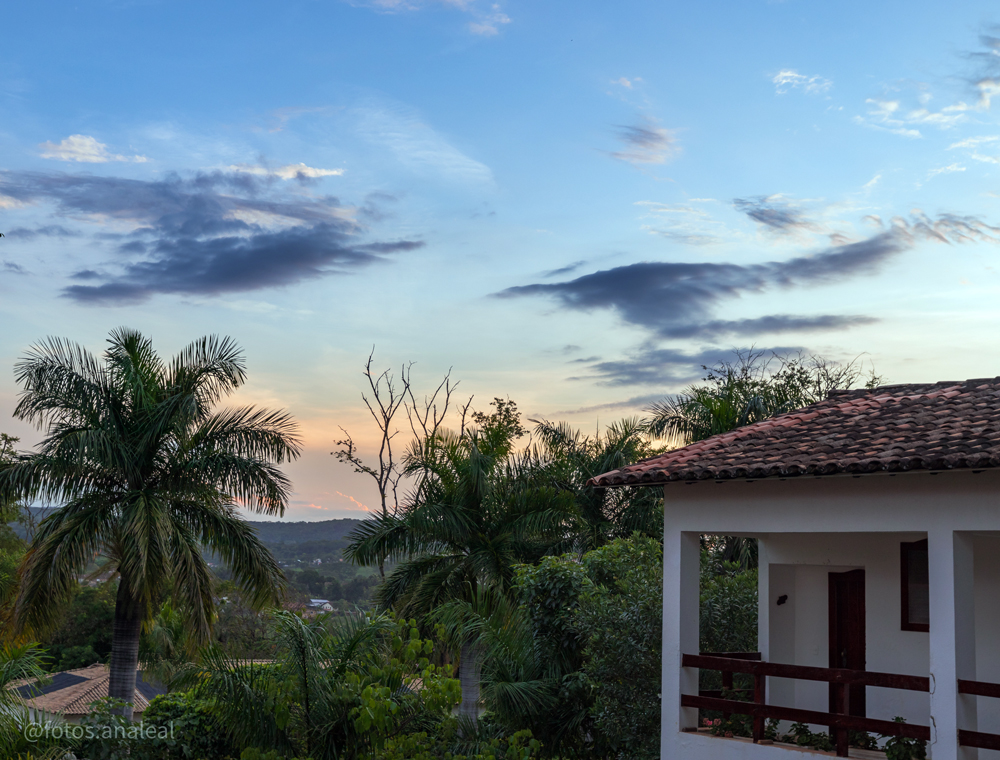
left=0, top=169, right=424, bottom=305
left=3, top=225, right=79, bottom=240
left=733, top=195, right=819, bottom=235
left=949, top=135, right=1000, bottom=164
left=39, top=135, right=148, bottom=163
left=635, top=200, right=727, bottom=246
left=346, top=0, right=511, bottom=35
left=469, top=4, right=510, bottom=35
left=772, top=69, right=832, bottom=95
left=227, top=163, right=345, bottom=180
left=610, top=118, right=678, bottom=166
left=355, top=103, right=494, bottom=184
left=928, top=163, right=966, bottom=179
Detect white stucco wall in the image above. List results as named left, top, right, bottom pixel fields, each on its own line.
left=763, top=533, right=931, bottom=730
left=660, top=469, right=1000, bottom=760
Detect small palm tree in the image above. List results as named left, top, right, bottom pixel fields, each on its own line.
left=187, top=610, right=450, bottom=760
left=0, top=329, right=301, bottom=719
left=531, top=417, right=662, bottom=550
left=0, top=643, right=50, bottom=756
left=346, top=406, right=576, bottom=724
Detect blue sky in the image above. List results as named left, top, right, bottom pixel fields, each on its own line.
left=4, top=0, right=1000, bottom=518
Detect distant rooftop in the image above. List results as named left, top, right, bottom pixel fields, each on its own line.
left=589, top=378, right=1000, bottom=487
left=12, top=664, right=165, bottom=717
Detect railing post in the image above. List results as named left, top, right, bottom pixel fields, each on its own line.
left=752, top=672, right=765, bottom=743
left=722, top=667, right=733, bottom=721
left=832, top=681, right=848, bottom=757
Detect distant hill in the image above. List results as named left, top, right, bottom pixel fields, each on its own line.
left=246, top=518, right=365, bottom=544
left=9, top=510, right=367, bottom=544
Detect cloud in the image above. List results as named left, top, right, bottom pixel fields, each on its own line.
left=469, top=4, right=510, bottom=35
left=610, top=118, right=678, bottom=166
left=2, top=261, right=26, bottom=274
left=949, top=135, right=1000, bottom=150
left=0, top=170, right=424, bottom=305
left=548, top=392, right=665, bottom=416
left=928, top=163, right=966, bottom=179
left=347, top=0, right=511, bottom=35
left=612, top=77, right=638, bottom=89
left=543, top=260, right=587, bottom=277
left=228, top=163, right=345, bottom=180
left=636, top=200, right=727, bottom=246
left=772, top=69, right=832, bottom=95
left=3, top=225, right=79, bottom=240
left=733, top=195, right=817, bottom=234
left=576, top=346, right=803, bottom=387
left=355, top=104, right=493, bottom=184
left=498, top=213, right=999, bottom=350
left=38, top=135, right=147, bottom=163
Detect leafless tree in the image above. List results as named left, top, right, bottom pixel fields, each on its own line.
left=332, top=350, right=470, bottom=577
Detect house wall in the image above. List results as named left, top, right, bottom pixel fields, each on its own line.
left=660, top=469, right=1000, bottom=760
left=763, top=533, right=931, bottom=729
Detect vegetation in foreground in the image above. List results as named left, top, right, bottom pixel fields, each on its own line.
left=0, top=345, right=894, bottom=759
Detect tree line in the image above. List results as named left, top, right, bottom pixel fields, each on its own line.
left=0, top=332, right=880, bottom=759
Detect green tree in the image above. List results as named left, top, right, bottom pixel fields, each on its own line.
left=531, top=418, right=663, bottom=550
left=0, top=434, right=28, bottom=632
left=346, top=399, right=577, bottom=725
left=186, top=611, right=460, bottom=760
left=0, top=642, right=63, bottom=758
left=40, top=581, right=116, bottom=670
left=646, top=350, right=883, bottom=443
left=1, top=329, right=300, bottom=718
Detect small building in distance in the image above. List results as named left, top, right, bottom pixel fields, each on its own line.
left=13, top=663, right=166, bottom=723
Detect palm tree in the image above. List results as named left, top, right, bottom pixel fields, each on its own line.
left=0, top=329, right=300, bottom=719
left=187, top=610, right=447, bottom=760
left=0, top=642, right=50, bottom=756
left=346, top=410, right=576, bottom=724
left=531, top=417, right=662, bottom=550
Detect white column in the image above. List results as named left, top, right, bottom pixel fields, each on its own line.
left=661, top=520, right=701, bottom=760
left=928, top=528, right=977, bottom=760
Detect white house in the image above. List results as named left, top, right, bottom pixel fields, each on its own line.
left=591, top=379, right=1000, bottom=760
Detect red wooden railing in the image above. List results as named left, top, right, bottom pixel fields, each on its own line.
left=683, top=654, right=930, bottom=758
left=957, top=679, right=1000, bottom=750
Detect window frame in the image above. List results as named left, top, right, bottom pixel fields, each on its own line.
left=900, top=539, right=930, bottom=633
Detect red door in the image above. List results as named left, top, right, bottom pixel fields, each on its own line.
left=829, top=569, right=866, bottom=716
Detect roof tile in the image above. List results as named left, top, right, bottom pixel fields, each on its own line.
left=589, top=378, right=1000, bottom=487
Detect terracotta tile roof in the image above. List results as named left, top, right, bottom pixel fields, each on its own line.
left=12, top=664, right=165, bottom=717
left=589, top=378, right=1000, bottom=487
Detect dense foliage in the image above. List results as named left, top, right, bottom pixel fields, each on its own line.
left=0, top=330, right=300, bottom=716
left=1, top=349, right=892, bottom=759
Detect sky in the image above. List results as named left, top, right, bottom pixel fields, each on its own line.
left=4, top=0, right=1000, bottom=520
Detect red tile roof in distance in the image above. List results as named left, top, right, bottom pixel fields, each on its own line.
left=588, top=378, right=1000, bottom=487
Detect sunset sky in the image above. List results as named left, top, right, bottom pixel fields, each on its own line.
left=4, top=1, right=1000, bottom=519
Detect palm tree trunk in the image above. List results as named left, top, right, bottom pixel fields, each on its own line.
left=458, top=642, right=481, bottom=725
left=108, top=580, right=142, bottom=721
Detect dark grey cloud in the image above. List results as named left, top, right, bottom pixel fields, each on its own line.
left=500, top=231, right=901, bottom=341
left=548, top=392, right=665, bottom=416
left=2, top=261, right=26, bottom=274
left=4, top=225, right=79, bottom=240
left=610, top=119, right=676, bottom=165
left=664, top=314, right=878, bottom=340
left=733, top=196, right=815, bottom=233
left=0, top=170, right=423, bottom=305
left=499, top=215, right=997, bottom=345
left=543, top=261, right=586, bottom=278
left=576, top=345, right=802, bottom=387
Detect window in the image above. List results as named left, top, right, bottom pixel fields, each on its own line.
left=901, top=539, right=929, bottom=632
